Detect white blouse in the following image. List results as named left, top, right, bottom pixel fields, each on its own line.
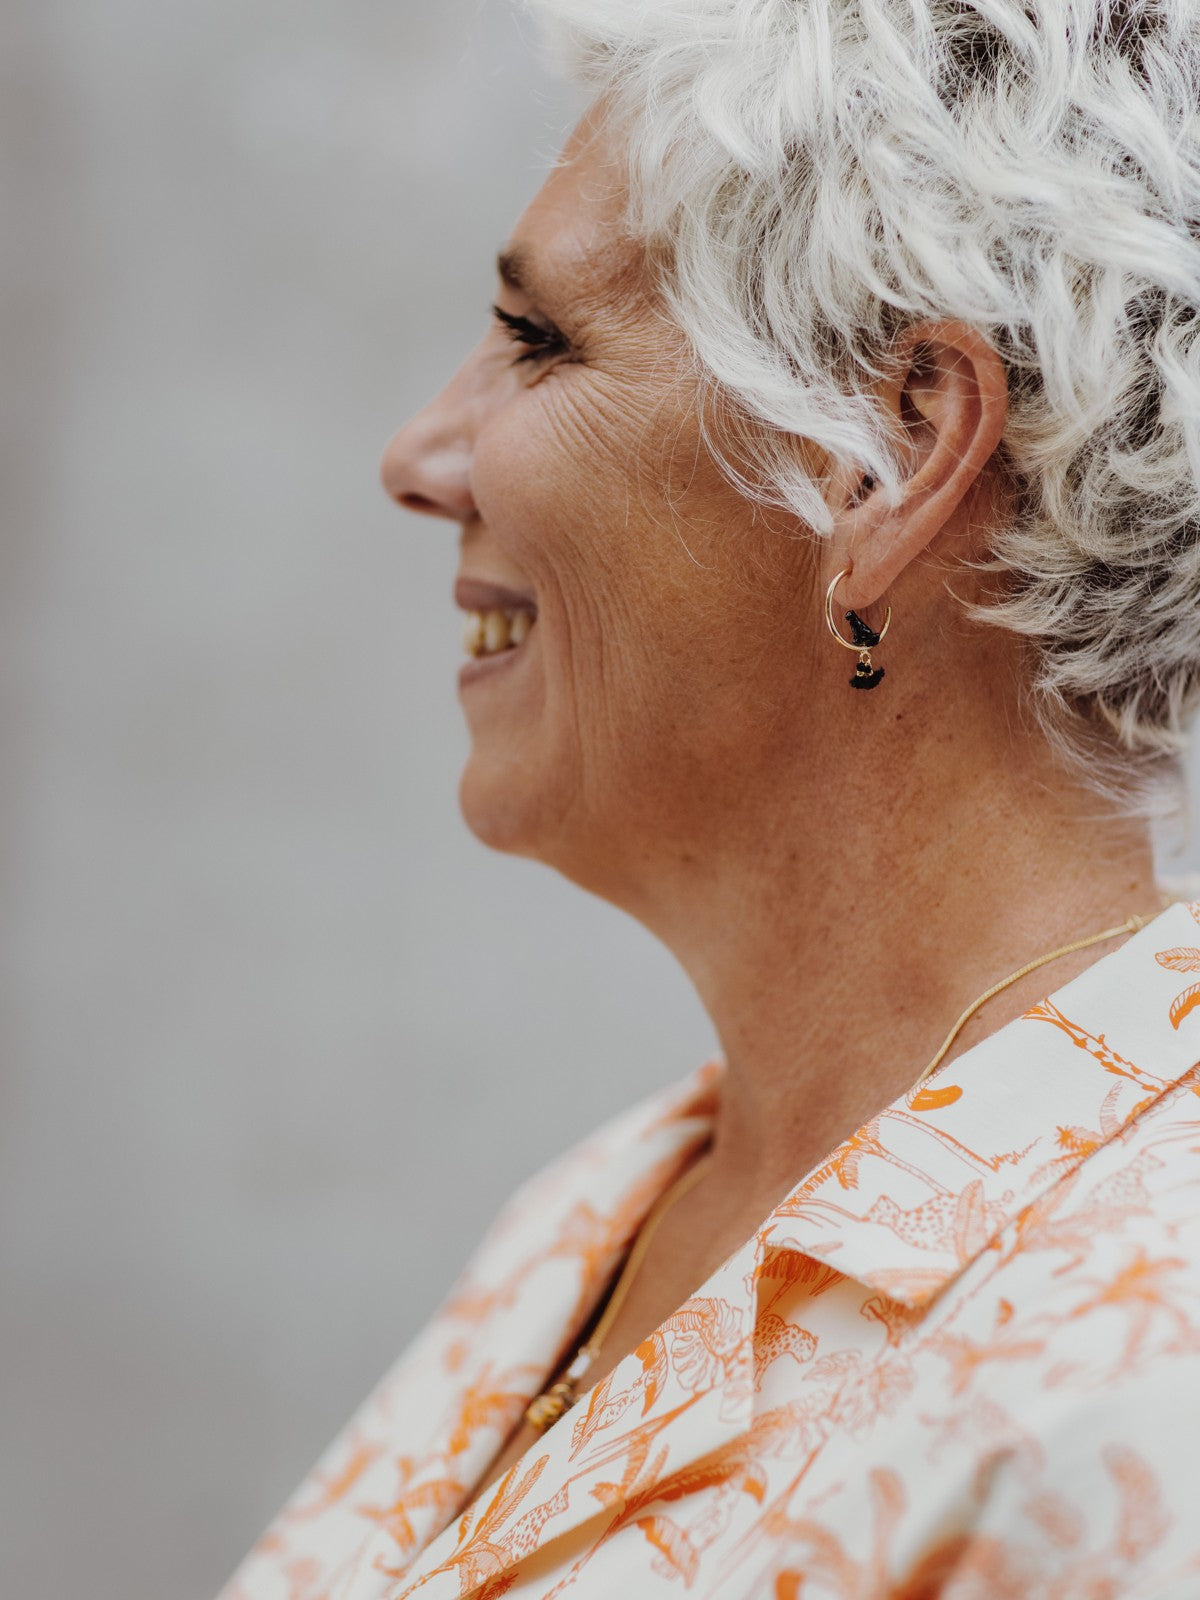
left=221, top=898, right=1200, bottom=1599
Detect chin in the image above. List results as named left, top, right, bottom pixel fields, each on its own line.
left=458, top=754, right=555, bottom=860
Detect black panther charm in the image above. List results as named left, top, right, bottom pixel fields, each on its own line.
left=824, top=570, right=893, bottom=692
left=846, top=610, right=882, bottom=649
left=846, top=611, right=885, bottom=689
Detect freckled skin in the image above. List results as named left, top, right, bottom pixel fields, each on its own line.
left=386, top=115, right=820, bottom=910
left=381, top=106, right=1159, bottom=1492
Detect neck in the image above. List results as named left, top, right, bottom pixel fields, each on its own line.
left=633, top=725, right=1159, bottom=1224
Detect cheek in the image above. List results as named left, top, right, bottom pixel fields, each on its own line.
left=470, top=373, right=817, bottom=786
left=472, top=369, right=656, bottom=546
left=471, top=376, right=672, bottom=653
left=473, top=380, right=569, bottom=548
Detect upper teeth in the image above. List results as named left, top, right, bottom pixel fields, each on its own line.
left=462, top=608, right=535, bottom=657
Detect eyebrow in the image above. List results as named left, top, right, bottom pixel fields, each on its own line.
left=495, top=246, right=538, bottom=296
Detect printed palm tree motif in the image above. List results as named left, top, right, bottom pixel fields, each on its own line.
left=785, top=1108, right=1036, bottom=1215
left=442, top=1150, right=705, bottom=1340
left=1105, top=1444, right=1172, bottom=1563
left=361, top=1361, right=549, bottom=1566
left=750, top=1395, right=840, bottom=1467
left=439, top=1394, right=755, bottom=1599
left=889, top=1108, right=1042, bottom=1176
left=365, top=1475, right=469, bottom=1568
left=1028, top=1082, right=1130, bottom=1185
left=221, top=916, right=1200, bottom=1600
left=1155, top=944, right=1200, bottom=1028
left=443, top=1203, right=594, bottom=1329
left=793, top=1113, right=1017, bottom=1209
left=970, top=1448, right=1171, bottom=1595
left=751, top=1467, right=907, bottom=1600
left=365, top=1373, right=534, bottom=1566
left=929, top=1328, right=1048, bottom=1397
left=1029, top=1078, right=1197, bottom=1199
left=1021, top=1487, right=1086, bottom=1550
left=419, top=1300, right=771, bottom=1596
left=653, top=1297, right=747, bottom=1395
left=280, top=1557, right=322, bottom=1600
left=438, top=1281, right=515, bottom=1328
left=769, top=1446, right=1174, bottom=1600
left=918, top=1391, right=1043, bottom=1474
left=859, top=1293, right=927, bottom=1348
left=1066, top=1246, right=1196, bottom=1371
left=558, top=1153, right=708, bottom=1304
left=1139, top=1106, right=1200, bottom=1173
left=837, top=1356, right=920, bottom=1439
left=779, top=1115, right=928, bottom=1202
left=564, top=1296, right=750, bottom=1460
left=399, top=1455, right=567, bottom=1595
left=1008, top=1150, right=1165, bottom=1278
left=751, top=1246, right=844, bottom=1313
left=442, top=1364, right=539, bottom=1460
left=277, top=1431, right=384, bottom=1526
left=584, top=1446, right=758, bottom=1589
left=544, top=1420, right=792, bottom=1597
left=1024, top=1000, right=1168, bottom=1094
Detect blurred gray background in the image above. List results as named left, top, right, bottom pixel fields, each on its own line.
left=1, top=5, right=717, bottom=1597
left=3, top=5, right=1199, bottom=1600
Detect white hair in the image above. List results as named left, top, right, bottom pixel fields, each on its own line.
left=523, top=0, right=1200, bottom=813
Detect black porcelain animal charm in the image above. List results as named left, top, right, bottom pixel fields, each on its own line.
left=823, top=569, right=893, bottom=691
left=845, top=610, right=885, bottom=690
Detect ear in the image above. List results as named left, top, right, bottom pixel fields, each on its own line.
left=826, top=320, right=1009, bottom=610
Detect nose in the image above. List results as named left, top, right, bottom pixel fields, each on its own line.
left=379, top=379, right=477, bottom=522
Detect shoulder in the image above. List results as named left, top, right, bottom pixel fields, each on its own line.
left=954, top=1353, right=1200, bottom=1596
left=932, top=1079, right=1200, bottom=1592
left=452, top=1058, right=720, bottom=1289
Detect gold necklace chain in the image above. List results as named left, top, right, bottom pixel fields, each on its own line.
left=909, top=910, right=1154, bottom=1090
left=525, top=1151, right=713, bottom=1430
left=524, top=905, right=1159, bottom=1433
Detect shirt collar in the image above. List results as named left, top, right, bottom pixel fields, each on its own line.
left=390, top=898, right=1200, bottom=1598
left=756, top=897, right=1200, bottom=1306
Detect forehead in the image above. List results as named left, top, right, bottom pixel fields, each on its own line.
left=500, top=110, right=647, bottom=305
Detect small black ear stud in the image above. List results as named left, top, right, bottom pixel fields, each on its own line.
left=824, top=572, right=892, bottom=691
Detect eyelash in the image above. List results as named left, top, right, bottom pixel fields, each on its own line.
left=491, top=304, right=569, bottom=365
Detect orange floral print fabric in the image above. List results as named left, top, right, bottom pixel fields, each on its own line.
left=220, top=902, right=1200, bottom=1599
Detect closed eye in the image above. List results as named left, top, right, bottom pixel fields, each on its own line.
left=490, top=304, right=569, bottom=364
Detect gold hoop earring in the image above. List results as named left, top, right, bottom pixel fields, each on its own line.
left=824, top=568, right=892, bottom=691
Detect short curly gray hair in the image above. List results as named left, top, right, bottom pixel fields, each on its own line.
left=524, top=0, right=1200, bottom=814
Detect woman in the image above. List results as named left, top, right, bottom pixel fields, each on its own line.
left=222, top=0, right=1200, bottom=1594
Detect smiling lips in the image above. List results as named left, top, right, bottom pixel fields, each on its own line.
left=455, top=576, right=538, bottom=660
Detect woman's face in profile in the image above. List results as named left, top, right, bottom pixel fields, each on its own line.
left=382, top=114, right=822, bottom=903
